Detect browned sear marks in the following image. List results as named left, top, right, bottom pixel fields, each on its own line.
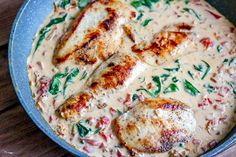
left=90, top=55, right=137, bottom=91
left=132, top=31, right=188, bottom=56
left=113, top=98, right=196, bottom=153
left=57, top=92, right=92, bottom=119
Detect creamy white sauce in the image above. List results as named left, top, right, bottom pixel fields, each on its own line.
left=27, top=0, right=236, bottom=156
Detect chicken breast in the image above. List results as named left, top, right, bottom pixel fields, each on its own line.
left=88, top=53, right=145, bottom=94
left=57, top=54, right=146, bottom=119
left=131, top=23, right=192, bottom=66
left=56, top=92, right=92, bottom=119
left=113, top=98, right=196, bottom=153
left=53, top=0, right=134, bottom=65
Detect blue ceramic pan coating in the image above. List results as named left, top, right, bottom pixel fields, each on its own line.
left=8, top=0, right=236, bottom=156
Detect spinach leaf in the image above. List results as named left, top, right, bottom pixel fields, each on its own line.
left=193, top=64, right=204, bottom=72
left=160, top=74, right=170, bottom=83
left=131, top=0, right=159, bottom=10
left=67, top=68, right=80, bottom=82
left=77, top=123, right=90, bottom=137
left=49, top=69, right=70, bottom=95
left=183, top=79, right=200, bottom=96
left=217, top=45, right=223, bottom=53
left=45, top=14, right=67, bottom=28
left=151, top=0, right=160, bottom=2
left=34, top=14, right=67, bottom=52
left=227, top=82, right=236, bottom=95
left=184, top=0, right=190, bottom=5
left=187, top=71, right=194, bottom=80
left=63, top=68, right=80, bottom=96
left=131, top=0, right=143, bottom=9
left=165, top=0, right=174, bottom=5
left=35, top=29, right=50, bottom=52
left=92, top=127, right=102, bottom=134
left=164, top=60, right=180, bottom=72
left=143, top=0, right=152, bottom=9
left=223, top=58, right=229, bottom=63
left=137, top=76, right=161, bottom=97
left=172, top=77, right=179, bottom=83
left=136, top=11, right=144, bottom=20
left=78, top=0, right=91, bottom=9
left=137, top=88, right=156, bottom=97
left=152, top=76, right=162, bottom=95
left=203, top=84, right=215, bottom=94
left=117, top=109, right=123, bottom=115
left=193, top=60, right=211, bottom=80
left=183, top=8, right=201, bottom=20
left=163, top=83, right=179, bottom=94
left=132, top=94, right=139, bottom=101
left=229, top=57, right=236, bottom=66
left=142, top=18, right=153, bottom=27
left=80, top=71, right=88, bottom=80
left=58, top=0, right=71, bottom=9
left=201, top=60, right=211, bottom=80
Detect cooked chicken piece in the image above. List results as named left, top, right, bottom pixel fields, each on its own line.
left=53, top=0, right=135, bottom=65
left=88, top=53, right=145, bottom=94
left=132, top=31, right=190, bottom=66
left=57, top=92, right=92, bottom=119
left=123, top=24, right=135, bottom=42
left=57, top=54, right=146, bottom=119
left=129, top=23, right=193, bottom=66
left=114, top=98, right=196, bottom=153
left=164, top=23, right=193, bottom=32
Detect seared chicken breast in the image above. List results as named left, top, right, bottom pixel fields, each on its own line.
left=57, top=92, right=92, bottom=119
left=57, top=54, right=146, bottom=119
left=53, top=0, right=134, bottom=65
left=131, top=23, right=192, bottom=66
left=114, top=98, right=196, bottom=153
left=88, top=53, right=145, bottom=94
left=132, top=31, right=189, bottom=66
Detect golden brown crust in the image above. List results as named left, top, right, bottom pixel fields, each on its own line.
left=53, top=0, right=133, bottom=65
left=89, top=55, right=137, bottom=90
left=132, top=31, right=188, bottom=56
left=123, top=25, right=135, bottom=42
left=56, top=1, right=97, bottom=51
left=57, top=54, right=142, bottom=119
left=113, top=98, right=196, bottom=153
left=57, top=92, right=92, bottom=119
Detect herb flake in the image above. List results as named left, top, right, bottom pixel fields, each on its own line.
left=163, top=83, right=179, bottom=94
left=80, top=71, right=88, bottom=80
left=183, top=8, right=201, bottom=20
left=142, top=18, right=153, bottom=27
left=183, top=80, right=200, bottom=96
left=164, top=60, right=180, bottom=72
left=77, top=123, right=90, bottom=137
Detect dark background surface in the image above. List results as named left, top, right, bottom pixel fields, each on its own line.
left=207, top=0, right=236, bottom=25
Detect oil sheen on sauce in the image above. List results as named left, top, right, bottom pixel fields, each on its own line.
left=27, top=0, right=236, bottom=156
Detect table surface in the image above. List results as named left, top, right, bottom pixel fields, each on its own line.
left=0, top=0, right=235, bottom=157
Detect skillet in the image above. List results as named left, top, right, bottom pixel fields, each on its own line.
left=8, top=0, right=236, bottom=156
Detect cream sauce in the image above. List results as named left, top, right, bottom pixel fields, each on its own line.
left=27, top=0, right=236, bottom=156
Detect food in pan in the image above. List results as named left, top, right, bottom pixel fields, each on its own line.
left=27, top=0, right=236, bottom=156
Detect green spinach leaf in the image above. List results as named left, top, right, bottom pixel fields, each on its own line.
left=59, top=0, right=71, bottom=9
left=183, top=8, right=201, bottom=20
left=77, top=123, right=90, bottom=137
left=183, top=79, right=200, bottom=96
left=80, top=71, right=88, bottom=80
left=78, top=0, right=91, bottom=9
left=164, top=60, right=180, bottom=72
left=163, top=83, right=179, bottom=94
left=142, top=18, right=153, bottom=26
left=49, top=69, right=70, bottom=95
